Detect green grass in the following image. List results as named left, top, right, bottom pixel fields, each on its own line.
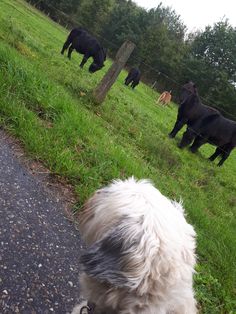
left=0, top=0, right=235, bottom=312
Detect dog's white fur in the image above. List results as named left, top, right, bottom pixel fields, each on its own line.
left=73, top=178, right=197, bottom=314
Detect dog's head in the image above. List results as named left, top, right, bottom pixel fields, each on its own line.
left=77, top=178, right=197, bottom=313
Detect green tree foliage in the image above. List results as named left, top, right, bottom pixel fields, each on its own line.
left=137, top=5, right=187, bottom=89
left=76, top=0, right=115, bottom=34
left=101, top=0, right=146, bottom=52
left=191, top=21, right=236, bottom=80
left=28, top=0, right=81, bottom=14
left=184, top=21, right=236, bottom=116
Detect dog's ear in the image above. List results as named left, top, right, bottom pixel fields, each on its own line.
left=80, top=217, right=162, bottom=294
left=80, top=222, right=143, bottom=289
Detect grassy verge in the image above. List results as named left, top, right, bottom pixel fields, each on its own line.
left=0, top=0, right=235, bottom=312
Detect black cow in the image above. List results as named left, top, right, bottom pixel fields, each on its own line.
left=169, top=81, right=219, bottom=143
left=189, top=105, right=236, bottom=166
left=124, top=68, right=141, bottom=89
left=61, top=28, right=106, bottom=73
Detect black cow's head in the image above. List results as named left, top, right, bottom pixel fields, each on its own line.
left=89, top=62, right=104, bottom=73
left=89, top=47, right=106, bottom=73
left=180, top=81, right=197, bottom=103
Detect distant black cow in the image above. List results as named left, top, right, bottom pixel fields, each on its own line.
left=169, top=81, right=219, bottom=143
left=61, top=28, right=106, bottom=73
left=188, top=104, right=236, bottom=166
left=124, top=68, right=141, bottom=89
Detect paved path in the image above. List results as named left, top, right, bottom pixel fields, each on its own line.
left=0, top=132, right=82, bottom=313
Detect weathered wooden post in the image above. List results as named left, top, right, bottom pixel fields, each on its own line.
left=93, top=40, right=135, bottom=104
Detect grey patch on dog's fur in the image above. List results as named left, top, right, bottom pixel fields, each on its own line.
left=80, top=218, right=141, bottom=288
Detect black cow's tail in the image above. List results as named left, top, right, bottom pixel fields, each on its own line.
left=61, top=28, right=84, bottom=55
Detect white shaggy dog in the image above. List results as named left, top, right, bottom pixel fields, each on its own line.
left=72, top=178, right=197, bottom=314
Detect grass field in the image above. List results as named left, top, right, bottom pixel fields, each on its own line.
left=0, top=0, right=235, bottom=312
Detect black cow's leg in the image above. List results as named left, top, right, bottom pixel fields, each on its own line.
left=217, top=145, right=233, bottom=166
left=80, top=55, right=89, bottom=68
left=209, top=147, right=222, bottom=161
left=131, top=81, right=135, bottom=89
left=132, top=81, right=139, bottom=89
left=61, top=39, right=71, bottom=55
left=190, top=135, right=207, bottom=153
left=67, top=45, right=74, bottom=60
left=125, top=76, right=132, bottom=86
left=178, top=128, right=196, bottom=148
left=169, top=119, right=186, bottom=138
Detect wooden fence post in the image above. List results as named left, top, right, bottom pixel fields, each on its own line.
left=151, top=81, right=157, bottom=89
left=93, top=40, right=135, bottom=104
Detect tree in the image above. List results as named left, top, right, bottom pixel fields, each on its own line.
left=191, top=21, right=236, bottom=81
left=101, top=0, right=145, bottom=51
left=75, top=0, right=115, bottom=35
left=137, top=5, right=187, bottom=89
left=183, top=21, right=236, bottom=117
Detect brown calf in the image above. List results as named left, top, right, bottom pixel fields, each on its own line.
left=157, top=91, right=172, bottom=106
